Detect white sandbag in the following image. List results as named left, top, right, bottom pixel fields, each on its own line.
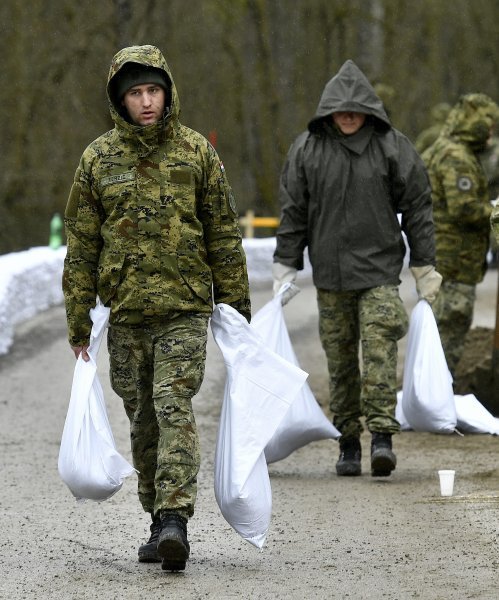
left=401, top=300, right=456, bottom=433
left=58, top=299, right=135, bottom=502
left=251, top=285, right=340, bottom=463
left=455, top=394, right=499, bottom=435
left=211, top=304, right=308, bottom=548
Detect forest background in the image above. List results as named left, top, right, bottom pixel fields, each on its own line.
left=1, top=0, right=498, bottom=254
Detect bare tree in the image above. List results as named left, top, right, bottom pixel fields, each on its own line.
left=1, top=0, right=498, bottom=252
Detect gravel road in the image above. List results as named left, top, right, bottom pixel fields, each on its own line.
left=0, top=268, right=498, bottom=600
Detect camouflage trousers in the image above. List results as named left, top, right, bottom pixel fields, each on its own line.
left=107, top=313, right=209, bottom=519
left=432, top=280, right=476, bottom=378
left=317, top=286, right=408, bottom=438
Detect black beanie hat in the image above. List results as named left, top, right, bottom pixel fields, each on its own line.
left=110, top=62, right=169, bottom=102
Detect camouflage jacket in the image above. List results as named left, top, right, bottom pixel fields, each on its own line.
left=63, top=45, right=250, bottom=346
left=422, top=93, right=499, bottom=285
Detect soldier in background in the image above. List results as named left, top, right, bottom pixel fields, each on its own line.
left=63, top=45, right=250, bottom=571
left=422, top=94, right=499, bottom=377
left=415, top=102, right=451, bottom=155
left=273, top=60, right=441, bottom=480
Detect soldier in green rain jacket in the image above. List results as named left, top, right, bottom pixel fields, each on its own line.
left=63, top=45, right=250, bottom=571
left=422, top=94, right=499, bottom=377
left=272, top=60, right=441, bottom=480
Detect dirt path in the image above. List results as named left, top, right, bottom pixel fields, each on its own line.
left=0, top=269, right=498, bottom=599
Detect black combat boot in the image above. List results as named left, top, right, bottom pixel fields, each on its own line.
left=336, top=436, right=362, bottom=476
left=138, top=513, right=162, bottom=563
left=157, top=512, right=190, bottom=571
left=371, top=432, right=397, bottom=477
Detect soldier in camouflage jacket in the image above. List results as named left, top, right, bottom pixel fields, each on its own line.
left=63, top=45, right=250, bottom=571
left=422, top=93, right=499, bottom=377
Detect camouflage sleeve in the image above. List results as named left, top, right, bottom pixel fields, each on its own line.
left=199, top=144, right=251, bottom=321
left=63, top=151, right=103, bottom=346
left=438, top=153, right=492, bottom=226
left=492, top=203, right=499, bottom=245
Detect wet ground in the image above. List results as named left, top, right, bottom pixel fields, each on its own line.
left=0, top=267, right=498, bottom=599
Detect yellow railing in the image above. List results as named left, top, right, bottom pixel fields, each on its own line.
left=239, top=210, right=280, bottom=238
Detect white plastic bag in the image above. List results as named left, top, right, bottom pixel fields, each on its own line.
left=401, top=300, right=456, bottom=433
left=211, top=303, right=308, bottom=548
left=455, top=394, right=499, bottom=434
left=395, top=391, right=411, bottom=431
left=251, top=285, right=340, bottom=463
left=397, top=390, right=499, bottom=435
left=58, top=299, right=135, bottom=501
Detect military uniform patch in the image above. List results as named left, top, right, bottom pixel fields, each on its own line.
left=101, top=172, right=135, bottom=187
left=456, top=176, right=472, bottom=192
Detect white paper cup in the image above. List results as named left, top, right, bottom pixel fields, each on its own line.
left=438, top=470, right=455, bottom=496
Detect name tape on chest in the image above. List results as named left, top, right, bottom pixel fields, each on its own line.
left=100, top=172, right=136, bottom=187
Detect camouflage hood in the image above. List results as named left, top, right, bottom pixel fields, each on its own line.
left=308, top=60, right=391, bottom=134
left=106, top=45, right=180, bottom=143
left=441, top=93, right=499, bottom=152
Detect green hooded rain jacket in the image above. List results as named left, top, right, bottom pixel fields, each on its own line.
left=274, top=60, right=436, bottom=292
